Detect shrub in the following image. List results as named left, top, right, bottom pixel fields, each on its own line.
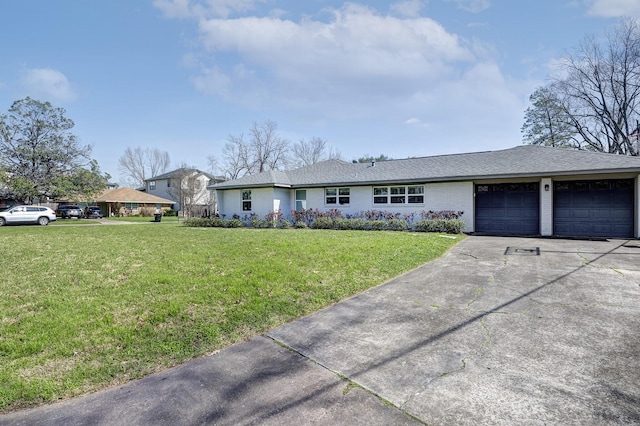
left=313, top=217, right=335, bottom=229
left=183, top=218, right=245, bottom=228
left=419, top=210, right=464, bottom=220
left=295, top=221, right=308, bottom=229
left=164, top=209, right=177, bottom=217
left=184, top=218, right=209, bottom=227
left=385, top=219, right=410, bottom=231
left=413, top=219, right=465, bottom=234
left=222, top=219, right=244, bottom=228
left=280, top=219, right=292, bottom=229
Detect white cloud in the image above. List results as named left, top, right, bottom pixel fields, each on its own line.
left=158, top=1, right=528, bottom=151
left=154, top=0, right=267, bottom=19
left=193, top=3, right=474, bottom=107
left=586, top=0, right=640, bottom=17
left=22, top=68, right=77, bottom=102
left=405, top=117, right=430, bottom=128
left=443, top=0, right=491, bottom=13
left=390, top=0, right=425, bottom=18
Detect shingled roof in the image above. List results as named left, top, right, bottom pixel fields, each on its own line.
left=212, top=145, right=640, bottom=190
left=95, top=188, right=174, bottom=204
left=146, top=168, right=223, bottom=182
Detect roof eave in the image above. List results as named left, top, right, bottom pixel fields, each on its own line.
left=289, top=168, right=640, bottom=188
left=210, top=183, right=292, bottom=190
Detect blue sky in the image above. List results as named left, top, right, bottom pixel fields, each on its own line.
left=0, top=0, right=636, bottom=184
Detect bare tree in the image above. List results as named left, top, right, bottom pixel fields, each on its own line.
left=526, top=18, right=640, bottom=155
left=118, top=147, right=171, bottom=187
left=149, top=149, right=171, bottom=178
left=248, top=120, right=290, bottom=172
left=221, top=134, right=251, bottom=179
left=291, top=137, right=341, bottom=167
left=206, top=155, right=219, bottom=176
left=221, top=121, right=290, bottom=178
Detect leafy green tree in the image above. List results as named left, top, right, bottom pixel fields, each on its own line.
left=521, top=86, right=576, bottom=148
left=357, top=154, right=393, bottom=163
left=0, top=97, right=109, bottom=204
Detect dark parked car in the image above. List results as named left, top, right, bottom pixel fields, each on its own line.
left=83, top=206, right=103, bottom=219
left=56, top=205, right=82, bottom=219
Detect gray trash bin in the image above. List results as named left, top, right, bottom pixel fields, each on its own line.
left=154, top=213, right=162, bottom=222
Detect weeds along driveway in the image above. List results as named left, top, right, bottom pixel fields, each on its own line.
left=269, top=236, right=640, bottom=425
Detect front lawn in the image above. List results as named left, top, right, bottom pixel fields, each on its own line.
left=103, top=215, right=180, bottom=223
left=0, top=225, right=463, bottom=411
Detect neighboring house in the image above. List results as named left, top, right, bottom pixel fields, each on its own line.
left=145, top=168, right=225, bottom=215
left=94, top=188, right=174, bottom=217
left=210, top=145, right=640, bottom=239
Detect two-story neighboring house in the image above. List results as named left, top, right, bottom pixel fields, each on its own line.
left=145, top=168, right=225, bottom=217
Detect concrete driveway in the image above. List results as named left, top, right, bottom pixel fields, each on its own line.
left=2, top=236, right=639, bottom=425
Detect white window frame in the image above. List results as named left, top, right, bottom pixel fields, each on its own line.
left=242, top=190, right=252, bottom=211
left=325, top=188, right=350, bottom=205
left=373, top=185, right=424, bottom=205
left=295, top=190, right=307, bottom=210
left=149, top=181, right=156, bottom=190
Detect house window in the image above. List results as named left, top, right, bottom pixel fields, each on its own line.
left=325, top=188, right=350, bottom=205
left=407, top=185, right=424, bottom=203
left=373, top=185, right=424, bottom=204
left=242, top=190, right=252, bottom=211
left=125, top=203, right=139, bottom=211
left=390, top=186, right=406, bottom=204
left=295, top=190, right=307, bottom=210
left=149, top=181, right=156, bottom=190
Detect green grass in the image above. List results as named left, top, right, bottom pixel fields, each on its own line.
left=49, top=218, right=98, bottom=226
left=0, top=224, right=463, bottom=412
left=103, top=215, right=181, bottom=223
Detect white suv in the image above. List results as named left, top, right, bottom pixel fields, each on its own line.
left=0, top=205, right=57, bottom=226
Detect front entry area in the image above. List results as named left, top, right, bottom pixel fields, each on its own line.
left=475, top=183, right=540, bottom=235
left=553, top=179, right=634, bottom=238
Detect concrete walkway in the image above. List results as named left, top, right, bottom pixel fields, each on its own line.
left=2, top=236, right=639, bottom=425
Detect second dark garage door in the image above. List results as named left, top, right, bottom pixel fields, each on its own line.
left=554, top=179, right=634, bottom=238
left=475, top=183, right=540, bottom=235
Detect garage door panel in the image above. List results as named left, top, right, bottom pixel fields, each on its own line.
left=613, top=193, right=631, bottom=203
left=554, top=223, right=572, bottom=234
left=592, top=224, right=612, bottom=233
left=554, top=209, right=572, bottom=219
left=612, top=209, right=633, bottom=220
left=572, top=209, right=592, bottom=219
left=521, top=209, right=539, bottom=218
left=475, top=183, right=539, bottom=235
left=612, top=224, right=634, bottom=235
left=592, top=209, right=613, bottom=219
left=479, top=210, right=504, bottom=219
left=554, top=179, right=633, bottom=238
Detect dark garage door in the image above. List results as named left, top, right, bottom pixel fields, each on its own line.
left=554, top=179, right=634, bottom=238
left=475, top=183, right=539, bottom=235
